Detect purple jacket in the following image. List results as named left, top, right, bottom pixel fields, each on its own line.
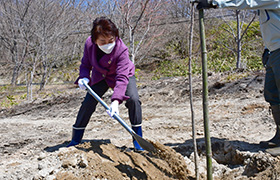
left=75, top=36, right=135, bottom=103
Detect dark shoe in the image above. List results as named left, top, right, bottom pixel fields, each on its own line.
left=260, top=136, right=280, bottom=148
left=266, top=146, right=280, bottom=156
left=67, top=127, right=85, bottom=147
left=260, top=126, right=280, bottom=148
left=260, top=105, right=280, bottom=148
left=132, top=126, right=144, bottom=152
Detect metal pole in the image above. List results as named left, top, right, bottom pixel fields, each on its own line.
left=198, top=8, right=213, bottom=180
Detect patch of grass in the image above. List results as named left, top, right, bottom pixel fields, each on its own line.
left=135, top=68, right=141, bottom=80
left=0, top=85, right=28, bottom=108
left=224, top=72, right=250, bottom=82
left=152, top=54, right=263, bottom=80
left=1, top=94, right=20, bottom=108
left=152, top=58, right=190, bottom=80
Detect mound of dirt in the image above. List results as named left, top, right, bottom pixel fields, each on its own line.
left=45, top=140, right=191, bottom=180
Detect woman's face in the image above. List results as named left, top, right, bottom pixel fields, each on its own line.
left=95, top=35, right=115, bottom=46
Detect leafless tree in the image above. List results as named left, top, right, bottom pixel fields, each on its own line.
left=0, top=0, right=91, bottom=100
left=0, top=0, right=262, bottom=93
left=167, top=0, right=191, bottom=18
left=0, top=0, right=33, bottom=86
left=235, top=10, right=257, bottom=69
left=33, top=0, right=82, bottom=90
left=116, top=0, right=165, bottom=64
left=216, top=9, right=257, bottom=69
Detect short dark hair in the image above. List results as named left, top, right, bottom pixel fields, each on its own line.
left=91, top=17, right=119, bottom=43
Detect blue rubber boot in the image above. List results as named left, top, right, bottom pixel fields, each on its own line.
left=132, top=126, right=144, bottom=152
left=67, top=127, right=85, bottom=147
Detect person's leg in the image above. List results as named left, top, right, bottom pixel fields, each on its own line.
left=125, top=76, right=142, bottom=126
left=68, top=80, right=109, bottom=147
left=125, top=76, right=143, bottom=151
left=261, top=49, right=280, bottom=148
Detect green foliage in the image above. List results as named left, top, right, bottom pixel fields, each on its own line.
left=39, top=91, right=55, bottom=99
left=152, top=20, right=263, bottom=79
left=151, top=19, right=263, bottom=80
left=6, top=95, right=15, bottom=103
left=191, top=61, right=202, bottom=75
left=206, top=20, right=263, bottom=72
left=243, top=55, right=263, bottom=70
left=152, top=59, right=186, bottom=80
left=167, top=39, right=188, bottom=58
left=152, top=58, right=202, bottom=80
left=225, top=72, right=250, bottom=82
left=1, top=95, right=19, bottom=108
left=207, top=51, right=236, bottom=72
left=0, top=85, right=8, bottom=92
left=20, top=94, right=27, bottom=100
left=153, top=49, right=172, bottom=59
left=135, top=68, right=141, bottom=80
left=242, top=21, right=261, bottom=41
left=0, top=85, right=28, bottom=108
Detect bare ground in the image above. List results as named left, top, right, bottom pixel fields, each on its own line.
left=1, top=70, right=280, bottom=180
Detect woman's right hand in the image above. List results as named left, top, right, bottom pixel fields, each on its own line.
left=262, top=48, right=270, bottom=67
left=78, top=78, right=89, bottom=90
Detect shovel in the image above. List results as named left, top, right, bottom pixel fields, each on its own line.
left=83, top=81, right=157, bottom=153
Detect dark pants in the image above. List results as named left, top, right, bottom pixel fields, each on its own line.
left=73, top=76, right=142, bottom=128
left=264, top=48, right=280, bottom=105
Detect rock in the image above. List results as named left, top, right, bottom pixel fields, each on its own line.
left=38, top=152, right=47, bottom=160
left=38, top=167, right=54, bottom=178
left=77, top=154, right=88, bottom=168
left=46, top=175, right=56, bottom=180
left=61, top=156, right=77, bottom=168
left=32, top=174, right=42, bottom=180
left=38, top=163, right=43, bottom=170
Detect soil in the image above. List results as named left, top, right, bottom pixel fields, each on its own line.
left=1, top=70, right=280, bottom=180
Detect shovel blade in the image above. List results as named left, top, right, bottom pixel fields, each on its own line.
left=133, top=133, right=157, bottom=153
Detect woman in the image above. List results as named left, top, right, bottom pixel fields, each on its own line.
left=67, top=17, right=144, bottom=151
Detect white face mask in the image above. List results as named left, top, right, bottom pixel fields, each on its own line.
left=98, top=41, right=116, bottom=54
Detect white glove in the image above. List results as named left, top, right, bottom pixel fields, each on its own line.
left=107, top=100, right=119, bottom=118
left=78, top=78, right=89, bottom=90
